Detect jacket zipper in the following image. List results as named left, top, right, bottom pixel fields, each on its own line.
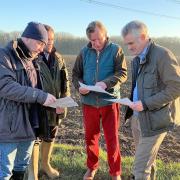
left=96, top=51, right=100, bottom=106
left=96, top=51, right=100, bottom=82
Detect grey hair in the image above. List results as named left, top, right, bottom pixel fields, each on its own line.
left=86, top=21, right=107, bottom=39
left=121, top=20, right=149, bottom=38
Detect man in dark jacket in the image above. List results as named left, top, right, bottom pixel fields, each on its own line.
left=28, top=24, right=70, bottom=180
left=121, top=20, right=180, bottom=180
left=72, top=21, right=127, bottom=180
left=0, top=22, right=57, bottom=180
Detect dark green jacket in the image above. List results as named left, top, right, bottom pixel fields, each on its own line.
left=36, top=50, right=70, bottom=128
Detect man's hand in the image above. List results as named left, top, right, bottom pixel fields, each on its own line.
left=129, top=100, right=144, bottom=112
left=79, top=87, right=90, bottom=95
left=95, top=81, right=107, bottom=90
left=43, top=93, right=56, bottom=106
left=56, top=107, right=64, bottom=114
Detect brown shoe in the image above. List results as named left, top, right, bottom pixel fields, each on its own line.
left=83, top=168, right=97, bottom=180
left=112, top=175, right=121, bottom=180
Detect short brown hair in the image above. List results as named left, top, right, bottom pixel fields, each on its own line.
left=43, top=24, right=54, bottom=34
left=86, top=21, right=107, bottom=39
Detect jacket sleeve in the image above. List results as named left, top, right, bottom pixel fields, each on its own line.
left=0, top=51, right=47, bottom=104
left=72, top=52, right=84, bottom=90
left=144, top=49, right=180, bottom=110
left=102, top=47, right=127, bottom=90
left=60, top=58, right=71, bottom=97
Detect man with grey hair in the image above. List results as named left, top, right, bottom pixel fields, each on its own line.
left=72, top=21, right=127, bottom=180
left=122, top=20, right=180, bottom=179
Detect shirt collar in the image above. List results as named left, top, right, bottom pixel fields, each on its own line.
left=44, top=52, right=49, bottom=60
left=138, top=41, right=150, bottom=63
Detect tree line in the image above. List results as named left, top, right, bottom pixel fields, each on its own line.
left=0, top=31, right=180, bottom=57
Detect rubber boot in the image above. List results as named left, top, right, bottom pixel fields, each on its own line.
left=10, top=170, right=25, bottom=180
left=41, top=141, right=59, bottom=178
left=28, top=143, right=39, bottom=180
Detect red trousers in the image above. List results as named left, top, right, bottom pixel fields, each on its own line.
left=83, top=103, right=121, bottom=176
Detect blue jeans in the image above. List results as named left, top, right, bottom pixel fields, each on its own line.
left=0, top=140, right=34, bottom=180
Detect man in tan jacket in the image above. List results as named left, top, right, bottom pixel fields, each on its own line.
left=122, top=20, right=180, bottom=180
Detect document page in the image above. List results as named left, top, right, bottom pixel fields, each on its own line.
left=104, top=98, right=133, bottom=106
left=79, top=82, right=113, bottom=96
left=48, top=97, right=78, bottom=108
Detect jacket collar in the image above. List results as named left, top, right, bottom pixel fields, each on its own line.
left=139, top=39, right=154, bottom=65
left=8, top=39, right=35, bottom=62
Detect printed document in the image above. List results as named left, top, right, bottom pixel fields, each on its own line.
left=79, top=82, right=113, bottom=96
left=48, top=97, right=78, bottom=108
left=105, top=98, right=133, bottom=106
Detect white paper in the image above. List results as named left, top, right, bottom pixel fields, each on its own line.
left=104, top=98, right=133, bottom=106
left=79, top=82, right=113, bottom=96
left=47, top=97, right=78, bottom=108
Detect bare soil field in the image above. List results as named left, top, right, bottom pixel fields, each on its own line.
left=56, top=55, right=180, bottom=163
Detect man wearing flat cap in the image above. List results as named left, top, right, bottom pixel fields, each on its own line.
left=0, top=22, right=57, bottom=180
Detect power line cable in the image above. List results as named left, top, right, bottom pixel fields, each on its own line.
left=167, top=0, right=180, bottom=2
left=81, top=0, right=180, bottom=20
left=166, top=0, right=180, bottom=5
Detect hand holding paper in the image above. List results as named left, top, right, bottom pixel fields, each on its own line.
left=56, top=107, right=65, bottom=114
left=43, top=93, right=56, bottom=106
left=129, top=100, right=144, bottom=111
left=79, top=87, right=90, bottom=95
left=95, top=81, right=107, bottom=90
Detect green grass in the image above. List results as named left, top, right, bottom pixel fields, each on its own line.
left=156, top=160, right=180, bottom=180
left=40, top=143, right=180, bottom=180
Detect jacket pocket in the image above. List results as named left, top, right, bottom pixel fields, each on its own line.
left=147, top=104, right=171, bottom=131
left=143, top=70, right=158, bottom=88
left=0, top=102, right=16, bottom=134
left=8, top=104, right=18, bottom=132
left=142, top=70, right=159, bottom=98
